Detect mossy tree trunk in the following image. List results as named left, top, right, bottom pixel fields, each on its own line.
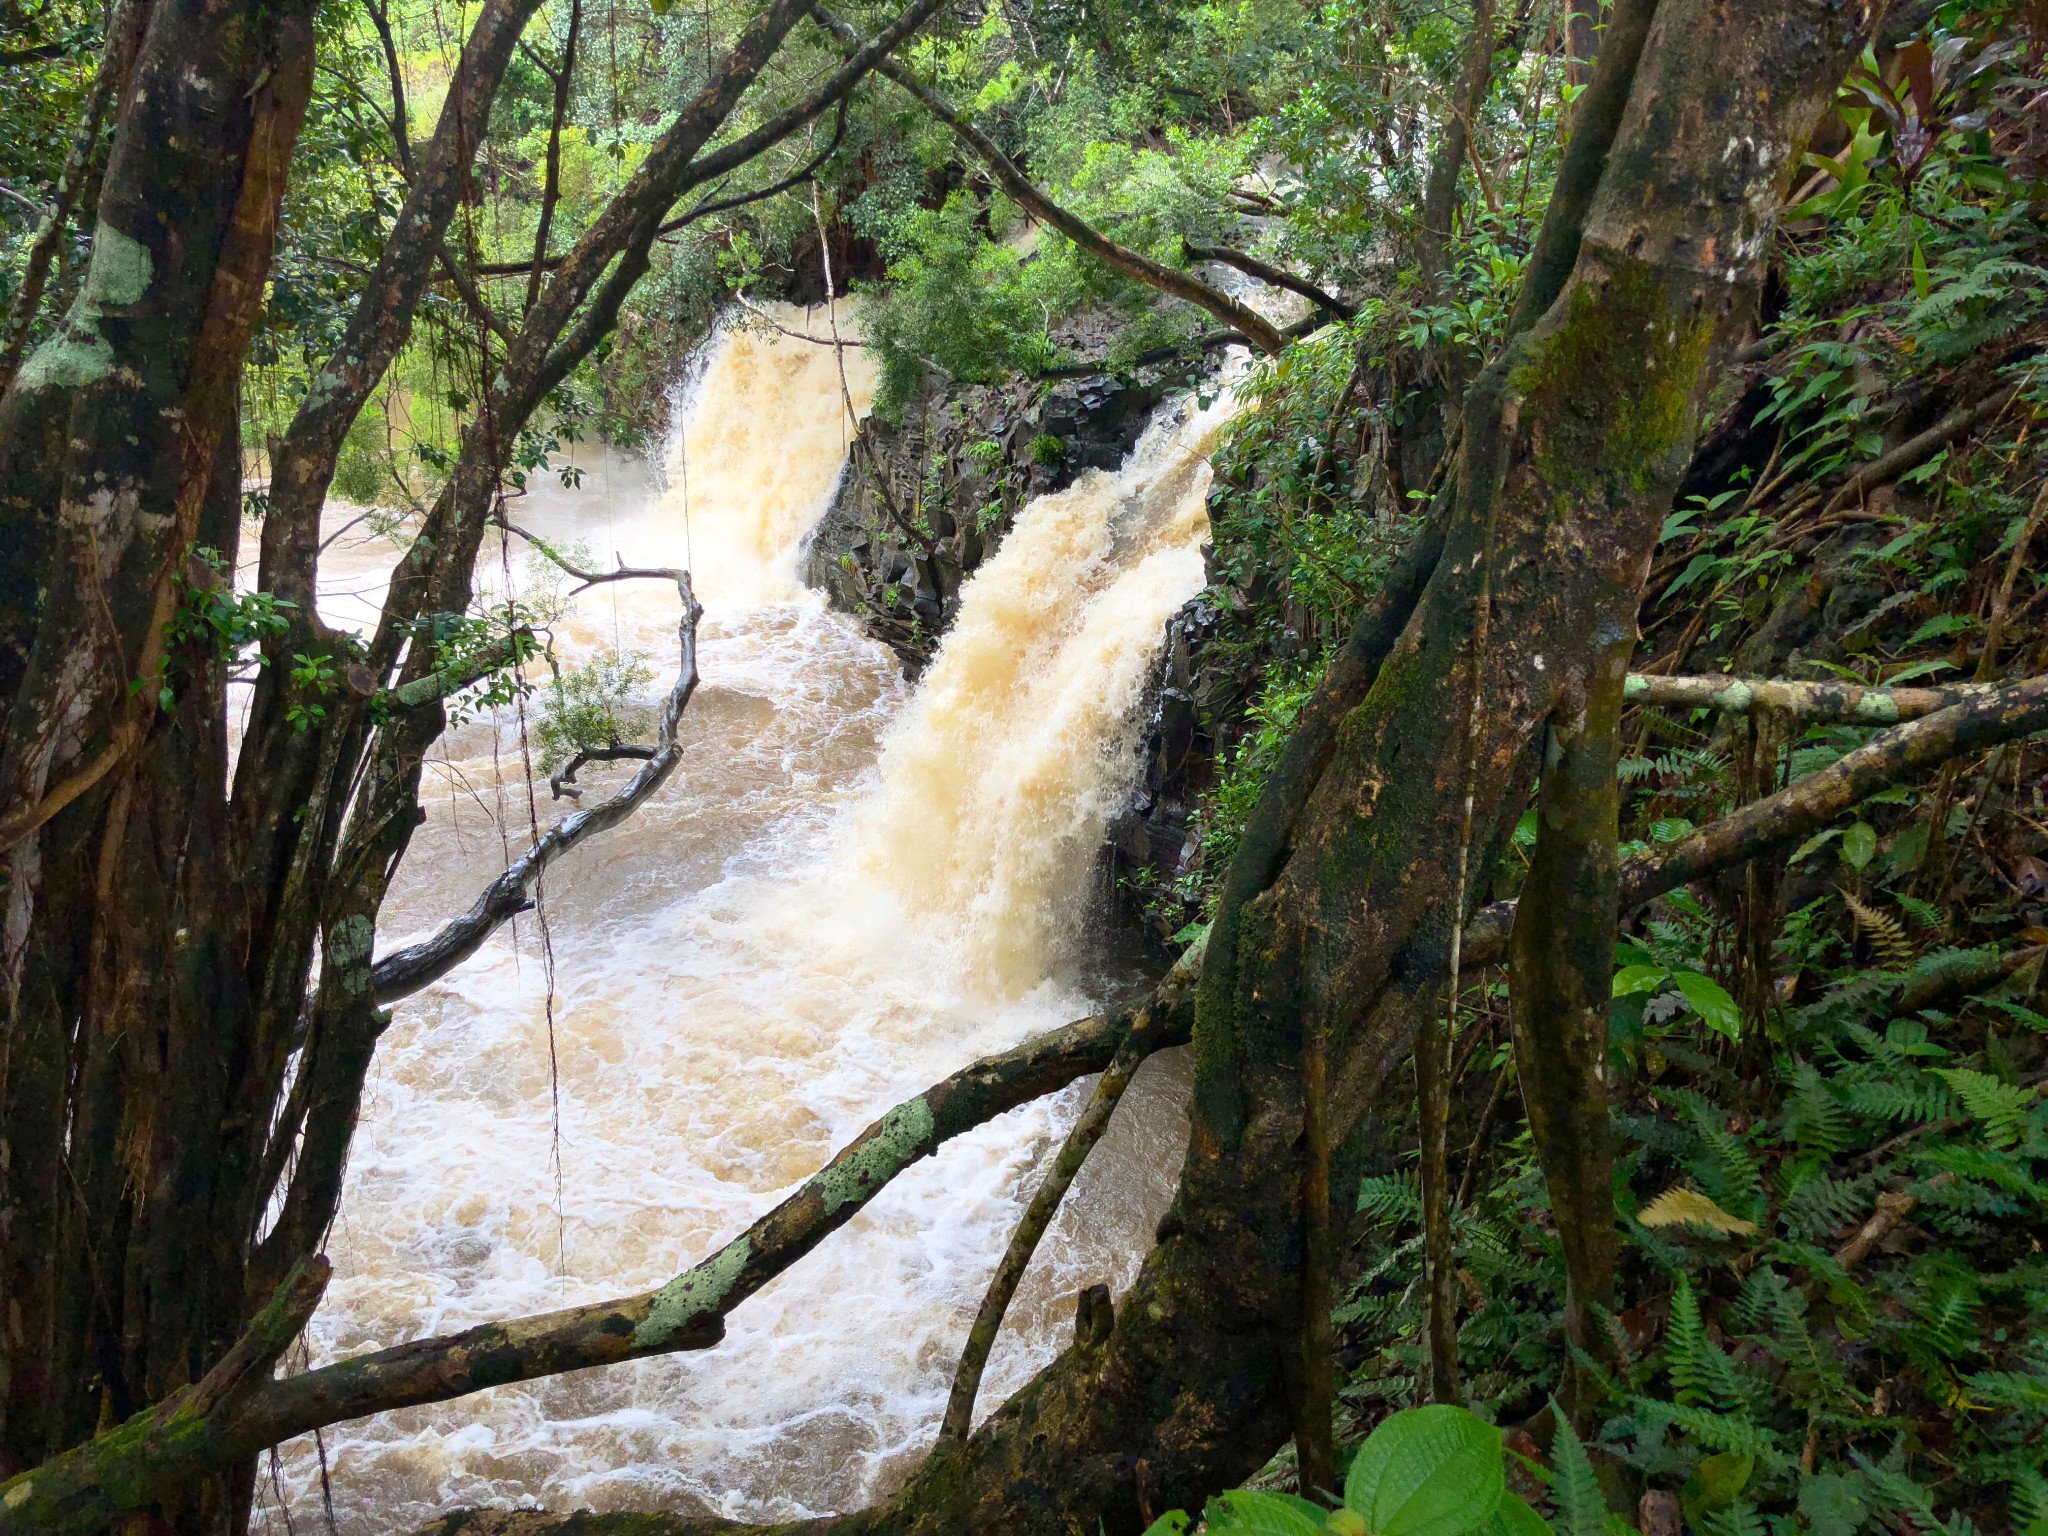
left=853, top=0, right=1877, bottom=1526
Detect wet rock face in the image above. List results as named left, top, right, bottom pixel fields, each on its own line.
left=800, top=370, right=1162, bottom=676
left=1105, top=598, right=1220, bottom=945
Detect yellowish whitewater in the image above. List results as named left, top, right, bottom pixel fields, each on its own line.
left=266, top=308, right=1231, bottom=1529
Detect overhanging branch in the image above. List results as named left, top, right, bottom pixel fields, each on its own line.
left=368, top=544, right=701, bottom=1004
left=1465, top=673, right=2048, bottom=965
left=815, top=6, right=1288, bottom=356
left=1624, top=672, right=2002, bottom=723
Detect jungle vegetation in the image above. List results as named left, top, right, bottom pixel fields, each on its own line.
left=1, top=0, right=2045, bottom=1530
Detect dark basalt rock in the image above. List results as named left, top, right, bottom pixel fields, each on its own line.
left=800, top=369, right=1162, bottom=677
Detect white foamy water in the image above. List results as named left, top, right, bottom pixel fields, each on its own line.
left=266, top=307, right=1230, bottom=1530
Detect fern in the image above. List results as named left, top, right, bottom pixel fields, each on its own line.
left=1931, top=1068, right=2036, bottom=1149
left=1841, top=1075, right=1958, bottom=1126
left=1964, top=1369, right=2048, bottom=1411
left=1356, top=1170, right=1420, bottom=1224
left=1782, top=1167, right=1882, bottom=1241
left=1549, top=1407, right=1608, bottom=1536
left=1784, top=1061, right=1853, bottom=1154
left=1701, top=1500, right=1766, bottom=1536
left=1857, top=1453, right=1957, bottom=1536
left=1639, top=1398, right=1777, bottom=1462
left=1670, top=1089, right=1764, bottom=1216
left=1664, top=1277, right=1749, bottom=1413
left=1842, top=889, right=1915, bottom=970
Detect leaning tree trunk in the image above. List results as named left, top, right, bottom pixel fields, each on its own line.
left=854, top=0, right=1876, bottom=1526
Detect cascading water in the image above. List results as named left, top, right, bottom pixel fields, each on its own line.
left=267, top=307, right=1233, bottom=1530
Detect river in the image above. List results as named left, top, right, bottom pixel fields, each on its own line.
left=264, top=307, right=1228, bottom=1530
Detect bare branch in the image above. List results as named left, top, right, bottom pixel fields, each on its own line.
left=369, top=546, right=701, bottom=1004
left=1181, top=240, right=1351, bottom=321
left=816, top=6, right=1287, bottom=356
left=935, top=1029, right=1153, bottom=1449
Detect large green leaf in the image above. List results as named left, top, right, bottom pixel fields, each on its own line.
left=1202, top=1489, right=1326, bottom=1536
left=1343, top=1406, right=1506, bottom=1536
left=1673, top=971, right=1740, bottom=1040
left=1139, top=1514, right=1192, bottom=1536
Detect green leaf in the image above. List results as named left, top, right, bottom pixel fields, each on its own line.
left=1203, top=1490, right=1325, bottom=1536
left=1673, top=971, right=1741, bottom=1039
left=1790, top=827, right=1842, bottom=865
left=1842, top=821, right=1878, bottom=870
left=1344, top=1405, right=1506, bottom=1536
left=1682, top=1451, right=1755, bottom=1525
left=1478, top=1492, right=1554, bottom=1536
left=1613, top=964, right=1670, bottom=997
left=1140, top=1515, right=1192, bottom=1536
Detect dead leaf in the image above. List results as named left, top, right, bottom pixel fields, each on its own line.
left=1638, top=1186, right=1758, bottom=1237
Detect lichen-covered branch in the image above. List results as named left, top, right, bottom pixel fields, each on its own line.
left=1623, top=672, right=2002, bottom=723
left=1464, top=674, right=2048, bottom=965
left=0, top=1262, right=330, bottom=1536
left=0, top=998, right=1192, bottom=1533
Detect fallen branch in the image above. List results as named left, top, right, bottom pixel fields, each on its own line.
left=1464, top=674, right=2048, bottom=965
left=0, top=996, right=1193, bottom=1534
left=1623, top=672, right=2002, bottom=724
left=369, top=540, right=701, bottom=1004
left=1819, top=381, right=2024, bottom=519
left=1834, top=1172, right=1960, bottom=1269
left=815, top=7, right=1287, bottom=356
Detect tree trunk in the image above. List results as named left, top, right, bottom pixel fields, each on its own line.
left=845, top=0, right=1875, bottom=1525
left=0, top=0, right=317, bottom=1519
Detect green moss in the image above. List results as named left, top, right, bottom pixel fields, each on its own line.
left=16, top=226, right=154, bottom=393
left=632, top=1235, right=751, bottom=1349
left=814, top=1097, right=935, bottom=1214
left=1506, top=260, right=1714, bottom=509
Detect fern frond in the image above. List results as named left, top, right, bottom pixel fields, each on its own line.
left=1963, top=1369, right=2048, bottom=1411
left=1843, top=889, right=1915, bottom=971
left=1638, top=1398, right=1778, bottom=1462
left=1549, top=1406, right=1608, bottom=1536
left=1665, top=1276, right=1750, bottom=1413
left=1671, top=1089, right=1764, bottom=1215
left=1640, top=1186, right=1757, bottom=1236
left=1784, top=1060, right=1853, bottom=1154
left=1783, top=1169, right=1883, bottom=1242
left=1356, top=1169, right=1420, bottom=1224
left=1842, top=1076, right=1958, bottom=1126
left=1701, top=1500, right=1767, bottom=1536
left=1931, top=1067, right=2036, bottom=1149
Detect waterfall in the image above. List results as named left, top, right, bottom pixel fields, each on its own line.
left=270, top=306, right=1229, bottom=1531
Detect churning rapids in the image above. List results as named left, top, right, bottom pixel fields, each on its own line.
left=261, top=308, right=1232, bottom=1530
